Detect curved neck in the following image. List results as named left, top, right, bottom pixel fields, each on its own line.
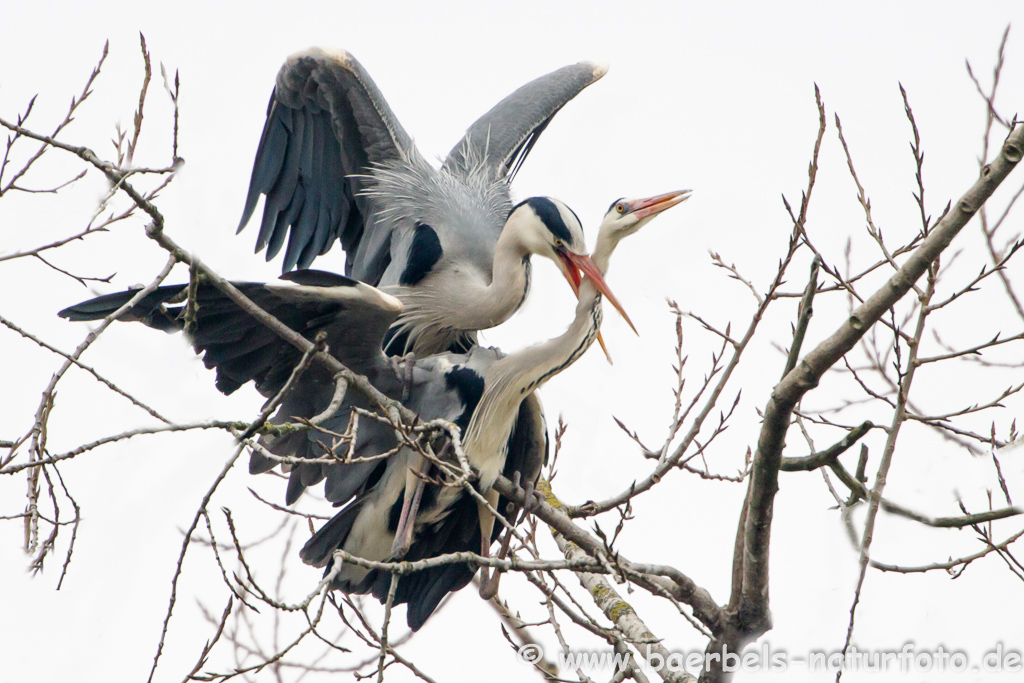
left=480, top=228, right=533, bottom=326
left=592, top=229, right=619, bottom=275
left=464, top=267, right=604, bottom=487
left=399, top=226, right=530, bottom=347
left=500, top=280, right=602, bottom=397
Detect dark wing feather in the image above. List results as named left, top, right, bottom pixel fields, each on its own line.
left=58, top=271, right=402, bottom=396
left=349, top=388, right=547, bottom=631
left=299, top=495, right=368, bottom=567
left=60, top=272, right=405, bottom=505
left=499, top=392, right=547, bottom=507
left=58, top=287, right=188, bottom=332
left=238, top=48, right=414, bottom=275
left=443, top=61, right=607, bottom=180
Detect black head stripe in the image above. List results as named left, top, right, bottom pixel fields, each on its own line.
left=525, top=197, right=573, bottom=243
left=562, top=202, right=583, bottom=235
left=508, top=197, right=530, bottom=218
left=607, top=197, right=626, bottom=214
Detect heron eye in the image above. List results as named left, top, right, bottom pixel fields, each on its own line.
left=554, top=238, right=564, bottom=248
left=615, top=203, right=627, bottom=214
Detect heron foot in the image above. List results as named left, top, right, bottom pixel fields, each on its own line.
left=479, top=569, right=500, bottom=600
left=520, top=479, right=543, bottom=519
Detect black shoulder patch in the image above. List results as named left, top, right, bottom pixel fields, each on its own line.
left=444, top=366, right=485, bottom=432
left=400, top=223, right=443, bottom=286
left=523, top=197, right=573, bottom=243
left=279, top=269, right=358, bottom=287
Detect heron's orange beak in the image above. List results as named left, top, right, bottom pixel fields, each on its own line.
left=561, top=251, right=636, bottom=335
left=556, top=251, right=621, bottom=363
left=626, top=190, right=692, bottom=220
left=556, top=250, right=584, bottom=296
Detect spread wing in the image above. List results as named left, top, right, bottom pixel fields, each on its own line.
left=59, top=270, right=406, bottom=506
left=57, top=269, right=401, bottom=396
left=237, top=48, right=416, bottom=277
left=238, top=52, right=606, bottom=283
left=443, top=61, right=607, bottom=181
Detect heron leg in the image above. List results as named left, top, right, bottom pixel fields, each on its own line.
left=475, top=488, right=501, bottom=592
left=480, top=471, right=535, bottom=600
left=402, top=352, right=416, bottom=401
left=479, top=519, right=516, bottom=599
left=502, top=471, right=541, bottom=529
left=390, top=456, right=428, bottom=559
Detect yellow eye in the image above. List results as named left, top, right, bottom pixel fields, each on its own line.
left=615, top=203, right=627, bottom=214
left=554, top=238, right=564, bottom=248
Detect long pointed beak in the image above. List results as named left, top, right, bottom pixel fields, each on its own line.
left=556, top=250, right=583, bottom=296
left=555, top=251, right=614, bottom=362
left=628, top=189, right=692, bottom=220
left=563, top=251, right=637, bottom=335
left=596, top=333, right=613, bottom=364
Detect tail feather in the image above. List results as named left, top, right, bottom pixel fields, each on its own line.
left=299, top=497, right=366, bottom=568
left=368, top=493, right=484, bottom=630
left=406, top=565, right=475, bottom=631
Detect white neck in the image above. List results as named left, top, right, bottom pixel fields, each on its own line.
left=464, top=266, right=605, bottom=489
left=478, top=226, right=534, bottom=327
left=592, top=229, right=621, bottom=275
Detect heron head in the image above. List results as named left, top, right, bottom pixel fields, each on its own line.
left=599, top=190, right=692, bottom=245
left=509, top=196, right=585, bottom=254
left=506, top=196, right=634, bottom=344
left=506, top=196, right=591, bottom=290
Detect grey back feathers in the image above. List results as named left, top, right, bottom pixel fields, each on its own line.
left=362, top=152, right=510, bottom=290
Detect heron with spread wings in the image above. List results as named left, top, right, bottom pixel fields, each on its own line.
left=229, top=52, right=617, bottom=545
left=236, top=48, right=610, bottom=357
left=59, top=189, right=689, bottom=629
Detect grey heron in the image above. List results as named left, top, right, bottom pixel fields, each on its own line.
left=58, top=189, right=690, bottom=629
left=236, top=48, right=609, bottom=356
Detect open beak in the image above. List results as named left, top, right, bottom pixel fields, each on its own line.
left=550, top=191, right=690, bottom=361
left=556, top=251, right=612, bottom=362
left=561, top=250, right=636, bottom=336
left=627, top=189, right=692, bottom=220
left=556, top=250, right=583, bottom=297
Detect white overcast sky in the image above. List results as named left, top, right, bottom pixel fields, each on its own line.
left=2, top=2, right=1024, bottom=682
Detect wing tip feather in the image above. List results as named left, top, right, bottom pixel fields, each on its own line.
left=286, top=46, right=355, bottom=69
left=585, top=60, right=610, bottom=80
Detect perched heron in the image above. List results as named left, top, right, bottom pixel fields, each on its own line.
left=58, top=189, right=689, bottom=629
left=234, top=51, right=614, bottom=540
left=236, top=48, right=609, bottom=356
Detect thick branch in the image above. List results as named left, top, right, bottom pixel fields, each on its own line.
left=493, top=477, right=725, bottom=634
left=736, top=123, right=1024, bottom=642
